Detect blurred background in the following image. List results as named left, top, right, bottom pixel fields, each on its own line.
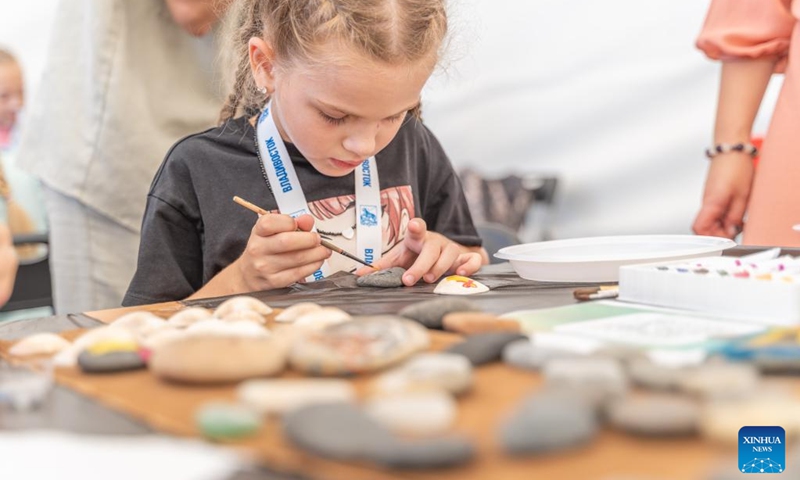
left=0, top=0, right=783, bottom=244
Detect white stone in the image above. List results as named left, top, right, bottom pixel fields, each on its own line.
left=9, top=333, right=71, bottom=357
left=150, top=335, right=289, bottom=383
left=543, top=357, right=629, bottom=400
left=678, top=362, right=759, bottom=399
left=219, top=310, right=266, bottom=324
left=73, top=327, right=138, bottom=351
left=166, top=307, right=213, bottom=328
left=365, top=391, right=458, bottom=437
left=701, top=397, right=800, bottom=446
left=373, top=353, right=473, bottom=396
left=238, top=379, right=356, bottom=416
left=187, top=319, right=269, bottom=338
left=142, top=328, right=187, bottom=350
left=213, top=296, right=273, bottom=318
left=109, top=312, right=167, bottom=338
left=275, top=302, right=323, bottom=323
left=52, top=346, right=80, bottom=367
left=433, top=275, right=489, bottom=295
left=293, top=307, right=351, bottom=329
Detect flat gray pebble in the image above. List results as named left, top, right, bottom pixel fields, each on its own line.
left=399, top=297, right=481, bottom=329
left=356, top=267, right=407, bottom=288
left=605, top=394, right=700, bottom=437
left=627, top=358, right=686, bottom=391
left=284, top=402, right=476, bottom=469
left=77, top=350, right=146, bottom=373
left=371, top=436, right=476, bottom=469
left=499, top=389, right=598, bottom=455
left=283, top=403, right=394, bottom=460
left=753, top=355, right=800, bottom=374
left=447, top=332, right=528, bottom=366
left=502, top=338, right=575, bottom=370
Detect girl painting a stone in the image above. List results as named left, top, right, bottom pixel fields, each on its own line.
left=124, top=0, right=488, bottom=305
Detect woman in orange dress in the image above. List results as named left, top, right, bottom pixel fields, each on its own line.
left=694, top=0, right=800, bottom=246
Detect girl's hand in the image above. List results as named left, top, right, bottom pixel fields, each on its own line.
left=234, top=213, right=331, bottom=291
left=356, top=218, right=484, bottom=286
left=692, top=152, right=754, bottom=239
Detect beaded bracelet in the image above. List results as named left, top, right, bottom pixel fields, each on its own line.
left=705, top=143, right=758, bottom=159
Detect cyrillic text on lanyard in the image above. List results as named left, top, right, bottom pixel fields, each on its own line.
left=255, top=103, right=382, bottom=281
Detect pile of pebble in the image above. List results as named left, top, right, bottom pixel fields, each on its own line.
left=9, top=284, right=800, bottom=472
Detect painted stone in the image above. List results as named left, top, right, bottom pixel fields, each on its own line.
left=213, top=295, right=273, bottom=318
left=356, top=267, right=407, bottom=288
left=443, top=312, right=521, bottom=335
left=290, top=316, right=430, bottom=376
left=399, top=297, right=481, bottom=329
left=53, top=327, right=139, bottom=368
left=372, top=352, right=473, bottom=396
left=499, top=389, right=598, bottom=454
left=150, top=335, right=288, bottom=384
left=275, top=302, right=323, bottom=323
left=78, top=350, right=146, bottom=373
left=84, top=339, right=139, bottom=355
left=605, top=393, right=700, bottom=436
left=9, top=333, right=71, bottom=357
left=433, top=275, right=489, bottom=295
left=365, top=390, right=457, bottom=437
left=196, top=403, right=261, bottom=441
left=166, top=307, right=213, bottom=328
left=445, top=332, right=528, bottom=366
left=237, top=379, right=356, bottom=416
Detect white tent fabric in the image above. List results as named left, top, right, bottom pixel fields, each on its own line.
left=422, top=0, right=781, bottom=241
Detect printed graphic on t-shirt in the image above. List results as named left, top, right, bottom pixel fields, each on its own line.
left=271, top=185, right=414, bottom=274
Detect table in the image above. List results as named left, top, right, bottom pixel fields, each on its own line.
left=1, top=250, right=796, bottom=479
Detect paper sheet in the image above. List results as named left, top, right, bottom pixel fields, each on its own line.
left=0, top=431, right=245, bottom=480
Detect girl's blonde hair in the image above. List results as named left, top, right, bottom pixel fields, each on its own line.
left=219, top=0, right=447, bottom=122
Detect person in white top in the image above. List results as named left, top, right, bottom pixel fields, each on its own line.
left=15, top=0, right=230, bottom=313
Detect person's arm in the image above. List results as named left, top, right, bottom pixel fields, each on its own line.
left=187, top=213, right=331, bottom=300
left=693, top=0, right=794, bottom=238
left=164, top=0, right=231, bottom=36
left=693, top=59, right=775, bottom=238
left=0, top=223, right=17, bottom=306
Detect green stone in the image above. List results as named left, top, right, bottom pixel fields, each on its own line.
left=196, top=403, right=261, bottom=441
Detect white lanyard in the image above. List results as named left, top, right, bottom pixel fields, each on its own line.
left=255, top=103, right=382, bottom=281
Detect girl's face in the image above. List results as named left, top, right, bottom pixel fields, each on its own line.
left=254, top=43, right=434, bottom=177
left=0, top=62, right=23, bottom=130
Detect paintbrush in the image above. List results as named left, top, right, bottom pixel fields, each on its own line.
left=232, top=196, right=378, bottom=270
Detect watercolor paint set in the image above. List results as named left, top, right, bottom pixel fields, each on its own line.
left=618, top=249, right=800, bottom=325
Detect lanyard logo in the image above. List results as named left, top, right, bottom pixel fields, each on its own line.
left=359, top=206, right=378, bottom=227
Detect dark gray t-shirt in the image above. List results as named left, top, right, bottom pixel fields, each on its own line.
left=123, top=116, right=481, bottom=306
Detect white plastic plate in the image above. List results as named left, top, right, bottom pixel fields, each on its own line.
left=494, top=235, right=737, bottom=282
